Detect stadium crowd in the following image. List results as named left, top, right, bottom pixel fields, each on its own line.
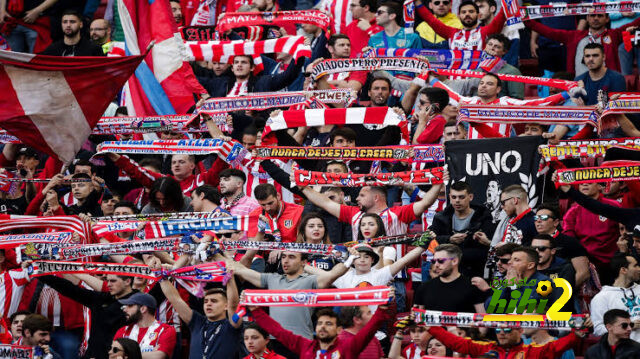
left=1, top=0, right=640, bottom=358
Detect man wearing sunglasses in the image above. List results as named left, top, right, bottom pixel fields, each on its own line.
left=591, top=253, right=640, bottom=342
left=414, top=244, right=487, bottom=313
left=415, top=0, right=462, bottom=49
left=344, top=0, right=383, bottom=57
left=535, top=204, right=591, bottom=289
left=533, top=235, right=577, bottom=313
left=586, top=309, right=640, bottom=358
left=490, top=185, right=536, bottom=247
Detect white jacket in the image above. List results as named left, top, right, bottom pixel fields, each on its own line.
left=591, top=284, right=640, bottom=341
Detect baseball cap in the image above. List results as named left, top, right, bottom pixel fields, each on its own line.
left=17, top=147, right=39, bottom=159
left=119, top=292, right=157, bottom=309
left=353, top=243, right=380, bottom=266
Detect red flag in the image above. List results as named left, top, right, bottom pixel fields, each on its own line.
left=0, top=50, right=144, bottom=163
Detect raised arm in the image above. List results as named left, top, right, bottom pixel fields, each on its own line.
left=350, top=299, right=394, bottom=355
left=481, top=6, right=505, bottom=37
left=413, top=182, right=443, bottom=217
left=525, top=20, right=574, bottom=45
left=226, top=276, right=242, bottom=328
left=159, top=279, right=194, bottom=324
left=299, top=186, right=342, bottom=218
left=228, top=260, right=263, bottom=287
left=415, top=0, right=459, bottom=39
left=428, top=326, right=493, bottom=357
left=388, top=246, right=425, bottom=277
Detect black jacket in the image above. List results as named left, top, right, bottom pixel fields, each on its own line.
left=41, top=37, right=104, bottom=56
left=39, top=276, right=138, bottom=359
left=585, top=334, right=640, bottom=359
left=429, top=203, right=496, bottom=277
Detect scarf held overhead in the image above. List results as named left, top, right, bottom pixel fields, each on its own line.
left=556, top=161, right=640, bottom=186
left=368, top=48, right=500, bottom=70
left=458, top=105, right=599, bottom=128
left=216, top=10, right=332, bottom=33
left=311, top=57, right=430, bottom=80
left=263, top=107, right=409, bottom=144
left=293, top=168, right=444, bottom=187
left=520, top=0, right=640, bottom=21
left=95, top=139, right=245, bottom=161
left=432, top=69, right=579, bottom=91
left=255, top=146, right=412, bottom=161
left=539, top=140, right=640, bottom=161
left=240, top=286, right=391, bottom=306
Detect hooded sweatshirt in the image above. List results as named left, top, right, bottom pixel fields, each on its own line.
left=591, top=283, right=640, bottom=341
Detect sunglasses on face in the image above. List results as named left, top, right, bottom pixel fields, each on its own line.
left=500, top=197, right=514, bottom=206
left=533, top=246, right=550, bottom=252
left=620, top=322, right=635, bottom=329
left=433, top=0, right=450, bottom=5
left=109, top=347, right=123, bottom=354
left=495, top=328, right=513, bottom=334
left=498, top=258, right=510, bottom=264
left=430, top=257, right=455, bottom=264
left=534, top=215, right=555, bottom=221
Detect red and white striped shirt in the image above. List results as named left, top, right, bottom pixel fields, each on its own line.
left=228, top=81, right=248, bottom=97
left=403, top=343, right=423, bottom=359
left=0, top=269, right=28, bottom=320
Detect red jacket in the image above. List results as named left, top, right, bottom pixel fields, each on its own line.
left=344, top=18, right=382, bottom=58
left=563, top=193, right=621, bottom=265
left=251, top=305, right=392, bottom=359
left=428, top=326, right=579, bottom=359
left=527, top=18, right=640, bottom=74
left=114, top=155, right=228, bottom=196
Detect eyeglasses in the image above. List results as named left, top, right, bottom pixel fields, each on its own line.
left=495, top=328, right=513, bottom=334
left=430, top=257, right=455, bottom=264
left=349, top=3, right=359, bottom=7
left=376, top=10, right=387, bottom=15
left=532, top=246, right=550, bottom=252
left=433, top=1, right=450, bottom=5
left=534, top=215, right=555, bottom=221
left=498, top=258, right=510, bottom=264
left=499, top=197, right=514, bottom=206
left=109, top=347, right=123, bottom=354
left=620, top=322, right=635, bottom=329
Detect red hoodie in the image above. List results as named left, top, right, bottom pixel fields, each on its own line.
left=251, top=305, right=392, bottom=359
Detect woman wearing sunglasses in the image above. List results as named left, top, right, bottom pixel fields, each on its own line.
left=108, top=338, right=141, bottom=359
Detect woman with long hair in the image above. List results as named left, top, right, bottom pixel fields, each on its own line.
left=142, top=177, right=192, bottom=214
left=108, top=338, right=142, bottom=359
left=242, top=322, right=286, bottom=359
left=426, top=336, right=454, bottom=357
left=357, top=213, right=394, bottom=268
left=297, top=213, right=338, bottom=271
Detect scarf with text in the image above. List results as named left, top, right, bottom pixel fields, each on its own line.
left=412, top=308, right=587, bottom=330
left=95, top=139, right=247, bottom=166
left=520, top=1, right=640, bottom=21
left=293, top=168, right=444, bottom=187
left=404, top=0, right=415, bottom=33
left=195, top=89, right=355, bottom=116
left=312, top=57, right=429, bottom=80
left=539, top=140, right=640, bottom=161
left=458, top=104, right=599, bottom=128
left=95, top=211, right=220, bottom=222
left=0, top=215, right=92, bottom=242
left=556, top=161, right=640, bottom=186
left=414, top=145, right=445, bottom=162
left=367, top=48, right=504, bottom=71
left=255, top=146, right=412, bottom=161
left=0, top=232, right=73, bottom=248
left=342, top=232, right=431, bottom=247
left=502, top=0, right=525, bottom=31
left=240, top=286, right=392, bottom=306
left=263, top=107, right=409, bottom=144
left=623, top=30, right=640, bottom=51
left=0, top=345, right=33, bottom=359
left=219, top=240, right=347, bottom=259
left=216, top=10, right=332, bottom=33
left=431, top=68, right=580, bottom=91
left=185, top=36, right=311, bottom=74
left=144, top=216, right=252, bottom=238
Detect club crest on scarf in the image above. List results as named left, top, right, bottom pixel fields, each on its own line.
left=292, top=291, right=318, bottom=305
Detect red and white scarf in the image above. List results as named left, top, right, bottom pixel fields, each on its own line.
left=0, top=232, right=72, bottom=248
left=539, top=140, right=640, bottom=162
left=0, top=215, right=92, bottom=242
left=293, top=168, right=444, bottom=187
left=519, top=0, right=640, bottom=21
left=216, top=10, right=331, bottom=33
left=556, top=160, right=640, bottom=186
left=458, top=104, right=599, bottom=128
left=262, top=107, right=410, bottom=144
left=240, top=286, right=391, bottom=306
left=431, top=68, right=580, bottom=91
left=185, top=36, right=311, bottom=73
left=219, top=240, right=346, bottom=258
left=311, top=57, right=429, bottom=80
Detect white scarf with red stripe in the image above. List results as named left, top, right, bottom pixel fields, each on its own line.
left=0, top=215, right=92, bottom=242
left=184, top=36, right=311, bottom=73
left=216, top=10, right=331, bottom=33
left=262, top=107, right=410, bottom=144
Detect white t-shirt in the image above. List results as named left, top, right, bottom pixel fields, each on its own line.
left=333, top=266, right=394, bottom=311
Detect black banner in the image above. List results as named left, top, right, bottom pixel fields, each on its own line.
left=445, top=136, right=544, bottom=223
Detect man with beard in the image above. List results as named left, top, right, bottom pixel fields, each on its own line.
left=42, top=9, right=104, bottom=56
left=218, top=169, right=259, bottom=237
left=38, top=275, right=137, bottom=359
left=114, top=293, right=176, bottom=358
left=414, top=0, right=505, bottom=51
left=89, top=19, right=112, bottom=54
left=170, top=0, right=183, bottom=25
left=321, top=34, right=367, bottom=92
left=249, top=298, right=394, bottom=359
left=575, top=43, right=626, bottom=105
left=414, top=243, right=486, bottom=312
left=247, top=183, right=303, bottom=243
left=416, top=0, right=462, bottom=49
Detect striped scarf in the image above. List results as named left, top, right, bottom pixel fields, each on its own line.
left=556, top=160, right=640, bottom=186
left=216, top=10, right=332, bottom=33
left=539, top=140, right=640, bottom=162
left=312, top=57, right=429, bottom=80
left=262, top=107, right=410, bottom=144
left=144, top=216, right=252, bottom=238
left=0, top=232, right=72, bottom=248
left=520, top=0, right=640, bottom=20
left=431, top=68, right=580, bottom=91
left=92, top=114, right=222, bottom=135
left=458, top=104, right=599, bottom=128
left=184, top=36, right=311, bottom=73
left=367, top=48, right=499, bottom=70
left=255, top=146, right=412, bottom=161
left=240, top=286, right=391, bottom=306
left=0, top=215, right=92, bottom=242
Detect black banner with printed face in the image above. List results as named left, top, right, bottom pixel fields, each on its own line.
left=445, top=136, right=545, bottom=223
